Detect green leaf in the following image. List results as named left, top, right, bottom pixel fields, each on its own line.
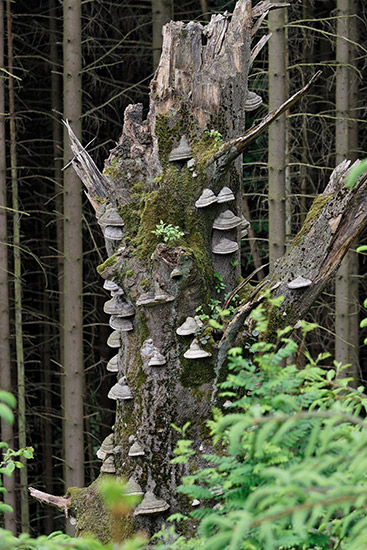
left=0, top=403, right=14, bottom=425
left=345, top=159, right=367, bottom=189
left=0, top=391, right=16, bottom=408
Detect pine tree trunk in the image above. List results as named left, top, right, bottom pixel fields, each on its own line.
left=7, top=0, right=29, bottom=533
left=0, top=0, right=16, bottom=533
left=63, top=0, right=84, bottom=536
left=151, top=0, right=172, bottom=70
left=335, top=0, right=358, bottom=378
left=268, top=2, right=287, bottom=268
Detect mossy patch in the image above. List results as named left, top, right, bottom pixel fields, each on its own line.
left=68, top=481, right=112, bottom=543
left=97, top=253, right=118, bottom=275
left=180, top=356, right=215, bottom=387
left=119, top=164, right=213, bottom=288
left=292, top=193, right=333, bottom=246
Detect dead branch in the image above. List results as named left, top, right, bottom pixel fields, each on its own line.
left=208, top=71, right=321, bottom=178
left=29, top=487, right=71, bottom=513
left=63, top=120, right=109, bottom=209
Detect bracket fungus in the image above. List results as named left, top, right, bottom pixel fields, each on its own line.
left=140, top=338, right=155, bottom=359
left=124, top=477, right=144, bottom=497
left=108, top=378, right=133, bottom=401
left=212, top=238, right=239, bottom=255
left=170, top=267, right=183, bottom=279
left=287, top=276, right=312, bottom=290
left=104, top=225, right=125, bottom=241
left=103, top=279, right=120, bottom=292
left=217, top=186, right=235, bottom=203
left=195, top=188, right=217, bottom=208
left=96, top=433, right=114, bottom=460
left=168, top=135, right=192, bottom=163
left=104, top=296, right=135, bottom=316
left=176, top=316, right=199, bottom=336
left=148, top=350, right=166, bottom=367
left=245, top=90, right=263, bottom=111
left=136, top=288, right=175, bottom=307
left=100, top=455, right=116, bottom=474
left=128, top=440, right=145, bottom=457
left=106, top=354, right=120, bottom=373
left=109, top=316, right=134, bottom=332
left=213, top=210, right=242, bottom=230
left=98, top=206, right=124, bottom=227
left=133, top=491, right=169, bottom=516
left=183, top=338, right=212, bottom=359
left=107, top=330, right=122, bottom=349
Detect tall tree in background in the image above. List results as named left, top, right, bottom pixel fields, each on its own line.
left=152, top=0, right=172, bottom=69
left=0, top=0, right=16, bottom=534
left=63, top=0, right=84, bottom=531
left=6, top=0, right=29, bottom=533
left=268, top=1, right=287, bottom=268
left=335, top=0, right=359, bottom=378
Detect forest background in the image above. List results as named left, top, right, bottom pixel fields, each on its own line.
left=0, top=0, right=366, bottom=539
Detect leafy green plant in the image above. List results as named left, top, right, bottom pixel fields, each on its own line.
left=213, top=272, right=226, bottom=294
left=208, top=129, right=223, bottom=149
left=0, top=392, right=33, bottom=515
left=155, top=296, right=367, bottom=550
left=151, top=220, right=185, bottom=244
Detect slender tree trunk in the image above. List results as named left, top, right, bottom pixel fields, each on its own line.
left=6, top=0, right=29, bottom=533
left=63, top=0, right=84, bottom=535
left=334, top=0, right=358, bottom=379
left=347, top=0, right=359, bottom=376
left=0, top=0, right=16, bottom=534
left=151, top=0, right=172, bottom=70
left=268, top=2, right=287, bottom=268
left=49, top=0, right=64, bottom=390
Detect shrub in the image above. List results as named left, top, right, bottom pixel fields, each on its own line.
left=155, top=295, right=367, bottom=550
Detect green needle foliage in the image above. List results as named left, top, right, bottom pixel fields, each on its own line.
left=155, top=296, right=367, bottom=550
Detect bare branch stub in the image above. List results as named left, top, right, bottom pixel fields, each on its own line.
left=28, top=487, right=71, bottom=511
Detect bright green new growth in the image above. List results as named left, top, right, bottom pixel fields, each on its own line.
left=154, top=296, right=367, bottom=550
left=151, top=220, right=185, bottom=244
left=0, top=391, right=33, bottom=516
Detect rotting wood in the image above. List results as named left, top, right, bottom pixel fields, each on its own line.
left=28, top=487, right=71, bottom=514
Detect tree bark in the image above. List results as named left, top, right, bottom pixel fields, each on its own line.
left=335, top=0, right=358, bottom=378
left=7, top=0, right=29, bottom=533
left=55, top=1, right=367, bottom=543
left=63, top=0, right=84, bottom=536
left=268, top=1, right=287, bottom=268
left=0, top=0, right=16, bottom=534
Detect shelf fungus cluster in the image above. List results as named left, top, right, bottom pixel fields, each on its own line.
left=140, top=338, right=167, bottom=367
left=195, top=186, right=235, bottom=208
left=136, top=282, right=175, bottom=307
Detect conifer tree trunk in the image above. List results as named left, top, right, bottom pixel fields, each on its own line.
left=334, top=0, right=358, bottom=378
left=0, top=0, right=16, bottom=533
left=151, top=0, right=172, bottom=70
left=7, top=0, right=29, bottom=533
left=268, top=2, right=287, bottom=268
left=63, top=0, right=84, bottom=535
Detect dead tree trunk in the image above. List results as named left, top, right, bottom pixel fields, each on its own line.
left=52, top=0, right=367, bottom=543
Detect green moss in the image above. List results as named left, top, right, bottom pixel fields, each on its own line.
left=118, top=163, right=213, bottom=289
left=140, top=278, right=151, bottom=291
left=97, top=253, right=118, bottom=275
left=103, top=166, right=123, bottom=180
left=67, top=481, right=112, bottom=544
left=180, top=356, right=215, bottom=387
left=292, top=193, right=333, bottom=246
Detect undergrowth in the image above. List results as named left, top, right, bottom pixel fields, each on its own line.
left=154, top=294, right=367, bottom=550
